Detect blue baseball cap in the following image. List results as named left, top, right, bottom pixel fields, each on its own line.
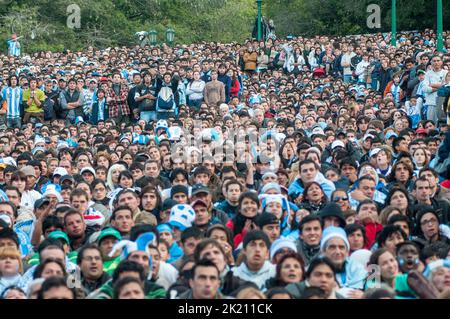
left=385, top=132, right=398, bottom=140
left=156, top=224, right=173, bottom=234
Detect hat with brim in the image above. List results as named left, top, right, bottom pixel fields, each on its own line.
left=20, top=165, right=37, bottom=178
left=53, top=167, right=69, bottom=177
left=369, top=148, right=382, bottom=158
left=97, top=227, right=122, bottom=243
left=59, top=175, right=74, bottom=184
left=80, top=167, right=96, bottom=177
left=48, top=230, right=70, bottom=245
left=34, top=198, right=50, bottom=210
left=331, top=140, right=346, bottom=150
left=385, top=132, right=398, bottom=140
left=191, top=184, right=210, bottom=196
left=191, top=199, right=208, bottom=208
left=416, top=128, right=427, bottom=135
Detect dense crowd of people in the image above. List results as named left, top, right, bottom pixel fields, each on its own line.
left=0, top=29, right=450, bottom=300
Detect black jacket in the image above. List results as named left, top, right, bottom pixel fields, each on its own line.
left=295, top=239, right=320, bottom=266
left=81, top=272, right=110, bottom=296
left=285, top=281, right=346, bottom=299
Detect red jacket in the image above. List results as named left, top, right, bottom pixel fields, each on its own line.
left=226, top=219, right=248, bottom=249
left=364, top=222, right=384, bottom=249
left=230, top=79, right=240, bottom=97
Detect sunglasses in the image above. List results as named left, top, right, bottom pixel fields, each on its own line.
left=333, top=196, right=349, bottom=202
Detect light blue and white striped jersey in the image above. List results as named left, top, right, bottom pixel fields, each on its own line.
left=7, top=40, right=21, bottom=57
left=82, top=88, right=96, bottom=115
left=1, top=86, right=22, bottom=118
left=416, top=80, right=425, bottom=97
left=0, top=189, right=9, bottom=202
left=98, top=98, right=106, bottom=121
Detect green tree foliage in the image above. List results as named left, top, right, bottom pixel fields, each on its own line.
left=0, top=0, right=448, bottom=53
left=267, top=0, right=450, bottom=37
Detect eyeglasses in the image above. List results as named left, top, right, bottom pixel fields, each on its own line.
left=333, top=197, right=348, bottom=202
left=420, top=218, right=438, bottom=226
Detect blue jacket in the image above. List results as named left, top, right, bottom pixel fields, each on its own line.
left=218, top=74, right=232, bottom=103
left=90, top=98, right=108, bottom=125
left=168, top=241, right=183, bottom=264
left=288, top=173, right=336, bottom=201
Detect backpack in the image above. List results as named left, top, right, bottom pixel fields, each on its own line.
left=43, top=97, right=55, bottom=120
left=156, top=86, right=175, bottom=110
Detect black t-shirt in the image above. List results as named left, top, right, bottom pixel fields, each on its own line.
left=136, top=83, right=157, bottom=111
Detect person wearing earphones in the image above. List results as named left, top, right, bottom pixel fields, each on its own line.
left=396, top=241, right=424, bottom=274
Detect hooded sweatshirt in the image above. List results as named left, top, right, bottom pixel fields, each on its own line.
left=335, top=258, right=368, bottom=290
left=288, top=172, right=336, bottom=201
left=232, top=260, right=276, bottom=290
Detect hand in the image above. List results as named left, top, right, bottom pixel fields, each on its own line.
left=350, top=189, right=367, bottom=202
left=221, top=242, right=235, bottom=265
left=295, top=209, right=309, bottom=222
left=347, top=289, right=364, bottom=299
left=243, top=219, right=256, bottom=232
left=294, top=194, right=303, bottom=205
left=39, top=203, right=52, bottom=220
left=245, top=153, right=255, bottom=171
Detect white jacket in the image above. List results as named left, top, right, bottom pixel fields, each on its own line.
left=355, top=60, right=370, bottom=82
left=186, top=80, right=206, bottom=101
left=20, top=190, right=42, bottom=212
left=232, top=260, right=276, bottom=290
left=154, top=261, right=179, bottom=290
left=423, top=69, right=448, bottom=106
left=286, top=54, right=305, bottom=73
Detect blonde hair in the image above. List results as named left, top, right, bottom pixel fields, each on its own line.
left=106, top=163, right=126, bottom=191
left=0, top=247, right=23, bottom=274
left=236, top=287, right=267, bottom=299
left=95, top=152, right=111, bottom=167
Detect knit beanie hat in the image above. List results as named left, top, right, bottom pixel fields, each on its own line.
left=320, top=226, right=350, bottom=252
left=318, top=203, right=346, bottom=227
left=256, top=213, right=280, bottom=229
left=270, top=237, right=298, bottom=260
left=260, top=182, right=281, bottom=194
left=170, top=185, right=189, bottom=198
left=423, top=259, right=450, bottom=279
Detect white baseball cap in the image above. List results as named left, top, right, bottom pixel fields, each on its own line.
left=53, top=167, right=68, bottom=177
